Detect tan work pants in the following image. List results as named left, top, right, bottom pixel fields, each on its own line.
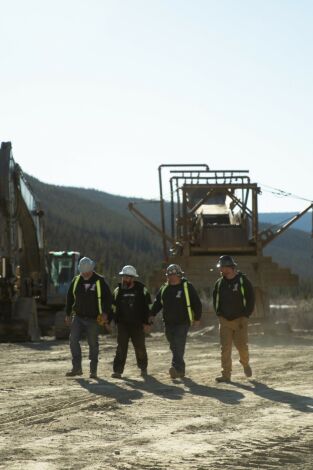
left=219, top=316, right=249, bottom=378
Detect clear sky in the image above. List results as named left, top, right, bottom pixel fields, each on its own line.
left=1, top=0, right=312, bottom=212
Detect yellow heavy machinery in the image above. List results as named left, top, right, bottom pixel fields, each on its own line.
left=0, top=142, right=79, bottom=341
left=129, top=164, right=313, bottom=320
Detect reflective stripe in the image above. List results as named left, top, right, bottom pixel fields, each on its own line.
left=215, top=275, right=246, bottom=310
left=215, top=277, right=223, bottom=311
left=183, top=282, right=194, bottom=322
left=112, top=287, right=119, bottom=314
left=113, top=287, right=119, bottom=299
left=239, top=276, right=247, bottom=308
left=96, top=280, right=102, bottom=314
left=160, top=283, right=168, bottom=305
left=72, top=275, right=80, bottom=300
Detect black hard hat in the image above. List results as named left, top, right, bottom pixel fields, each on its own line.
left=216, top=255, right=237, bottom=268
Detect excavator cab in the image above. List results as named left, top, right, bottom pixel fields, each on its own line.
left=47, top=251, right=80, bottom=306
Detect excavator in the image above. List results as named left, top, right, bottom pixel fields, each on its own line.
left=0, top=141, right=79, bottom=341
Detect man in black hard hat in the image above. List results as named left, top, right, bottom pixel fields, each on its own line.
left=213, top=255, right=255, bottom=383
left=150, top=264, right=202, bottom=379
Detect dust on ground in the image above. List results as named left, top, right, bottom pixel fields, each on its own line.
left=0, top=329, right=312, bottom=470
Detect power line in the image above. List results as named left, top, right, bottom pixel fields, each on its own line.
left=260, top=184, right=313, bottom=203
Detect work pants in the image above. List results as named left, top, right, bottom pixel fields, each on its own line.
left=113, top=322, right=148, bottom=374
left=69, top=315, right=99, bottom=373
left=165, top=323, right=189, bottom=375
left=219, top=316, right=249, bottom=379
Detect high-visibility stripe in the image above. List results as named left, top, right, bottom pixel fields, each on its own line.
left=215, top=275, right=246, bottom=310
left=113, top=287, right=119, bottom=299
left=112, top=287, right=119, bottom=314
left=160, top=281, right=193, bottom=322
left=72, top=275, right=80, bottom=300
left=160, top=282, right=168, bottom=305
left=239, top=276, right=247, bottom=307
left=215, top=277, right=223, bottom=311
left=96, top=280, right=102, bottom=314
left=183, top=282, right=194, bottom=322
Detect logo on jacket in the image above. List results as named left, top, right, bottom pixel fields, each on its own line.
left=176, top=290, right=182, bottom=298
left=84, top=283, right=95, bottom=291
left=232, top=283, right=239, bottom=292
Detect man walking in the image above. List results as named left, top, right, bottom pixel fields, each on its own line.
left=111, top=265, right=152, bottom=379
left=213, top=255, right=255, bottom=383
left=150, top=264, right=202, bottom=379
left=65, top=257, right=112, bottom=379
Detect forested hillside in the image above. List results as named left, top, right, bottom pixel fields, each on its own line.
left=28, top=177, right=163, bottom=284
left=28, top=176, right=313, bottom=284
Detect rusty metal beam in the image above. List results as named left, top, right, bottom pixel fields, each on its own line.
left=128, top=203, right=175, bottom=245
left=259, top=203, right=313, bottom=247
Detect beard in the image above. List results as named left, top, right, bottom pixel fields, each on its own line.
left=122, top=279, right=133, bottom=288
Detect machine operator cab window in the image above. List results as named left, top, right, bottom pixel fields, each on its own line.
left=48, top=252, right=80, bottom=295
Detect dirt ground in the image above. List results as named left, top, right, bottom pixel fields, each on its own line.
left=0, top=328, right=312, bottom=470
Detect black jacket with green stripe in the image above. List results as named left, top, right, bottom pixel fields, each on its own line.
left=150, top=279, right=202, bottom=326
left=213, top=271, right=255, bottom=320
left=66, top=272, right=112, bottom=319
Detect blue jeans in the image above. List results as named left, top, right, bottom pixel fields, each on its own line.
left=69, top=315, right=99, bottom=372
left=165, top=323, right=189, bottom=374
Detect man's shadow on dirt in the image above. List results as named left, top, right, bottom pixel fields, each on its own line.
left=123, top=375, right=184, bottom=401
left=76, top=377, right=143, bottom=405
left=232, top=380, right=313, bottom=412
left=182, top=377, right=245, bottom=405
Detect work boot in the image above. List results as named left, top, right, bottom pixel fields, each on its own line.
left=169, top=367, right=179, bottom=379
left=140, top=369, right=148, bottom=378
left=244, top=364, right=252, bottom=378
left=215, top=376, right=231, bottom=383
left=66, top=368, right=83, bottom=377
left=90, top=371, right=98, bottom=379
left=111, top=372, right=122, bottom=379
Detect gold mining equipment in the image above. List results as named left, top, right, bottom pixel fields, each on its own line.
left=129, top=164, right=313, bottom=322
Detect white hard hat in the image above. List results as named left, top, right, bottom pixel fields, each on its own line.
left=119, top=265, right=139, bottom=277
left=78, top=257, right=95, bottom=273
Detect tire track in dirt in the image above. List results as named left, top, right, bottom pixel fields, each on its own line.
left=0, top=395, right=116, bottom=428
left=206, top=425, right=313, bottom=469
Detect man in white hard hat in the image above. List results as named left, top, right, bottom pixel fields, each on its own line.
left=150, top=264, right=202, bottom=379
left=65, top=257, right=112, bottom=379
left=111, top=265, right=152, bottom=379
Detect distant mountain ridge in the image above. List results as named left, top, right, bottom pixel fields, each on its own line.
left=28, top=175, right=313, bottom=282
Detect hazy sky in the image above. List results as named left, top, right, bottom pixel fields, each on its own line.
left=1, top=0, right=313, bottom=212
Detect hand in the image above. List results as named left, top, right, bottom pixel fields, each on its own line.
left=104, top=322, right=112, bottom=333
left=143, top=324, right=151, bottom=334
left=101, top=313, right=109, bottom=324
left=192, top=320, right=201, bottom=328
left=65, top=315, right=72, bottom=326
left=148, top=315, right=154, bottom=324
